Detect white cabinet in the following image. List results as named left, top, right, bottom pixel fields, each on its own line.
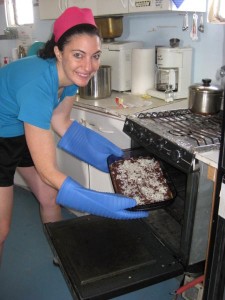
left=39, top=0, right=68, bottom=20
left=95, top=0, right=128, bottom=16
left=169, top=0, right=206, bottom=12
left=39, top=0, right=98, bottom=19
left=84, top=0, right=171, bottom=16
left=39, top=0, right=206, bottom=19
left=70, top=107, right=131, bottom=192
left=67, top=0, right=98, bottom=14
left=55, top=133, right=90, bottom=188
left=95, top=0, right=206, bottom=15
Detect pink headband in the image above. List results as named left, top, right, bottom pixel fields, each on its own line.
left=53, top=6, right=97, bottom=42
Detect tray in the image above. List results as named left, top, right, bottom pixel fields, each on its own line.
left=108, top=148, right=176, bottom=211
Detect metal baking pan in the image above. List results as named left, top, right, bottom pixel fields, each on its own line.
left=108, top=148, right=176, bottom=211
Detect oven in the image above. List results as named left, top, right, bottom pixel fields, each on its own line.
left=123, top=109, right=222, bottom=270
left=44, top=109, right=223, bottom=300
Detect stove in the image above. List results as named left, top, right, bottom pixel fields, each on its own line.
left=44, top=109, right=223, bottom=300
left=124, top=109, right=223, bottom=172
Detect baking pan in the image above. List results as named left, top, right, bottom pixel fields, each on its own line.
left=108, top=148, right=176, bottom=211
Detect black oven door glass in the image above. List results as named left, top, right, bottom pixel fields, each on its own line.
left=44, top=215, right=183, bottom=300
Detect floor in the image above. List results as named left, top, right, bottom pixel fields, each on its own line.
left=0, top=185, right=183, bottom=300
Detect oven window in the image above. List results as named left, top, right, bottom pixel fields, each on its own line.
left=144, top=161, right=187, bottom=258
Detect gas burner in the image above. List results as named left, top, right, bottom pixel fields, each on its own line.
left=137, top=110, right=222, bottom=145
left=123, top=109, right=223, bottom=171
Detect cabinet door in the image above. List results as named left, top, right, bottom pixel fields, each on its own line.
left=128, top=0, right=170, bottom=13
left=55, top=133, right=89, bottom=188
left=71, top=107, right=131, bottom=192
left=170, top=0, right=206, bottom=12
left=95, top=0, right=128, bottom=17
left=39, top=0, right=68, bottom=20
left=128, top=0, right=206, bottom=13
left=67, top=0, right=98, bottom=15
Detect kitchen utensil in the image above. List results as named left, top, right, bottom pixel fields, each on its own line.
left=108, top=148, right=176, bottom=211
left=182, top=12, right=189, bottom=31
left=79, top=65, right=111, bottom=100
left=198, top=14, right=204, bottom=33
left=190, top=13, right=198, bottom=41
left=169, top=38, right=180, bottom=48
left=18, top=45, right=26, bottom=58
left=189, top=79, right=224, bottom=115
left=95, top=16, right=123, bottom=41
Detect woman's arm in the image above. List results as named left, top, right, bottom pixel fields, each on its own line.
left=51, top=96, right=75, bottom=137
left=24, top=123, right=66, bottom=190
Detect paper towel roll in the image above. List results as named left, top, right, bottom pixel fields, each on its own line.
left=131, top=48, right=155, bottom=95
left=11, top=48, right=18, bottom=61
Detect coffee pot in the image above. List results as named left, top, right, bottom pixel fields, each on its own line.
left=156, top=68, right=178, bottom=92
left=148, top=47, right=192, bottom=100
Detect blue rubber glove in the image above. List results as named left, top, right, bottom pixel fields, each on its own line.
left=56, top=177, right=149, bottom=219
left=58, top=121, right=123, bottom=173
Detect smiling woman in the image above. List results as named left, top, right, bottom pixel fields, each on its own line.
left=4, top=0, right=34, bottom=26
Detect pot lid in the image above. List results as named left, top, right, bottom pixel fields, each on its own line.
left=189, top=79, right=223, bottom=94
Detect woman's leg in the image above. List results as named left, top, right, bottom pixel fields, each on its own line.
left=0, top=186, right=13, bottom=264
left=17, top=166, right=62, bottom=223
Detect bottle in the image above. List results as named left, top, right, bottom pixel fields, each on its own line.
left=3, top=57, right=8, bottom=65
left=164, top=84, right=174, bottom=102
left=18, top=46, right=26, bottom=58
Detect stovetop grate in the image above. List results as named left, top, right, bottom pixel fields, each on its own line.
left=124, top=109, right=223, bottom=171
left=136, top=109, right=223, bottom=148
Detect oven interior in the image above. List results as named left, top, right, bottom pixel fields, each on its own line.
left=144, top=159, right=187, bottom=258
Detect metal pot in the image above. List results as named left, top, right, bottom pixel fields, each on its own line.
left=95, top=16, right=123, bottom=41
left=188, top=79, right=224, bottom=115
left=79, top=65, right=111, bottom=100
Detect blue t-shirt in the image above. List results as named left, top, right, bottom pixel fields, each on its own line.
left=0, top=56, right=78, bottom=137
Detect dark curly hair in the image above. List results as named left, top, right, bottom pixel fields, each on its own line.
left=38, top=24, right=100, bottom=59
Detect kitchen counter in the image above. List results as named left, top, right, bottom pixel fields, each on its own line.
left=73, top=91, right=219, bottom=169
left=196, top=150, right=219, bottom=169
left=73, top=91, right=188, bottom=119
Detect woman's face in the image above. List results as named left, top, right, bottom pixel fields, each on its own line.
left=55, top=33, right=101, bottom=87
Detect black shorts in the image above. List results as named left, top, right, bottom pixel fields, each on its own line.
left=0, top=135, right=34, bottom=187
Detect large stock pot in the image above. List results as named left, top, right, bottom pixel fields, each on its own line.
left=188, top=79, right=223, bottom=115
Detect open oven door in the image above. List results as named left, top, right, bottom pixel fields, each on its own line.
left=44, top=215, right=184, bottom=300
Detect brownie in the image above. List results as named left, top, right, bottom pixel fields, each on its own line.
left=109, top=156, right=173, bottom=206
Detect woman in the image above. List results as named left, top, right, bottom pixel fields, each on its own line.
left=0, top=6, right=148, bottom=262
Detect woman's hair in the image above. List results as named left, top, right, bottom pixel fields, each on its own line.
left=38, top=24, right=100, bottom=59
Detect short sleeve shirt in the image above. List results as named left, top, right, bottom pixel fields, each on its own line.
left=0, top=56, right=78, bottom=137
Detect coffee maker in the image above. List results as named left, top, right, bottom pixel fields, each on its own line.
left=148, top=47, right=192, bottom=100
